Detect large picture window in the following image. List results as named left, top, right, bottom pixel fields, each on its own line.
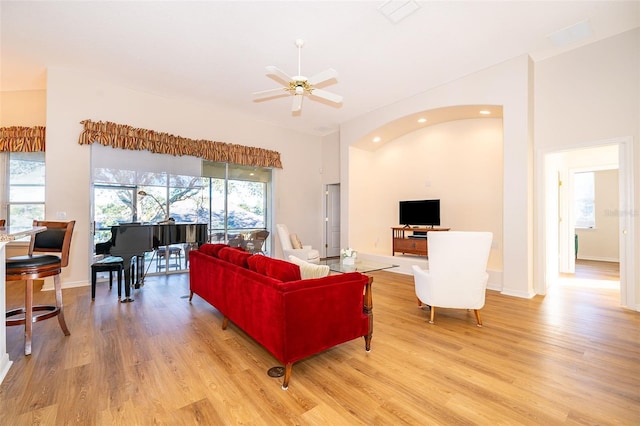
left=91, top=145, right=272, bottom=272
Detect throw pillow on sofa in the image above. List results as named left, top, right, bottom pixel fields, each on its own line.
left=199, top=243, right=228, bottom=257
left=218, top=246, right=252, bottom=268
left=247, top=255, right=302, bottom=282
left=288, top=255, right=330, bottom=279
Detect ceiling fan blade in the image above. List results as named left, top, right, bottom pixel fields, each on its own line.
left=308, top=68, right=338, bottom=85
left=292, top=94, right=303, bottom=112
left=310, top=88, right=343, bottom=104
left=266, top=66, right=293, bottom=84
left=253, top=87, right=289, bottom=100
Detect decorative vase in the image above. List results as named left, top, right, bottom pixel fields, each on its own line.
left=342, top=256, right=356, bottom=265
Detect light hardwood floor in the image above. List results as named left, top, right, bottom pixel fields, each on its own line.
left=1, top=266, right=638, bottom=425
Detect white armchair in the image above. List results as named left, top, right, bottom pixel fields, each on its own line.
left=412, top=231, right=492, bottom=326
left=276, top=224, right=320, bottom=264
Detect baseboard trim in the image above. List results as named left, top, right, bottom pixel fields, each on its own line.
left=576, top=256, right=620, bottom=263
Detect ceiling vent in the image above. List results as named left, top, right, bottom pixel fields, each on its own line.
left=548, top=20, right=593, bottom=48
left=378, top=1, right=421, bottom=24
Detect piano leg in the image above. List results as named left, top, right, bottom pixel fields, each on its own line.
left=120, top=255, right=134, bottom=303
left=133, top=255, right=145, bottom=289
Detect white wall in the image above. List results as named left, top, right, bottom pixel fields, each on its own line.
left=535, top=28, right=638, bottom=307
left=349, top=118, right=503, bottom=271
left=43, top=68, right=324, bottom=288
left=321, top=131, right=340, bottom=185
left=342, top=55, right=534, bottom=297
left=0, top=89, right=46, bottom=126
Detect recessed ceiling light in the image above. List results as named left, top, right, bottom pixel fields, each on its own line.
left=373, top=137, right=381, bottom=143
left=417, top=118, right=427, bottom=123
left=479, top=110, right=491, bottom=115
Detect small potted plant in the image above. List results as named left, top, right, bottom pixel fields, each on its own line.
left=341, top=247, right=357, bottom=265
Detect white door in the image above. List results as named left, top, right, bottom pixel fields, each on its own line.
left=325, top=184, right=341, bottom=257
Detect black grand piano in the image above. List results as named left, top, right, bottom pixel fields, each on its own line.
left=107, top=222, right=208, bottom=302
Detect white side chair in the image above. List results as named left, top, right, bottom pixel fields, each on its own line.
left=275, top=224, right=320, bottom=264
left=412, top=231, right=493, bottom=327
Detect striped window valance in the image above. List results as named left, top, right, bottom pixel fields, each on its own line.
left=78, top=120, right=283, bottom=169
left=0, top=126, right=46, bottom=152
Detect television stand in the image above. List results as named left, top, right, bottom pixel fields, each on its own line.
left=392, top=227, right=450, bottom=257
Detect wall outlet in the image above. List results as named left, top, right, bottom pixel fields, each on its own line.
left=56, top=211, right=67, bottom=219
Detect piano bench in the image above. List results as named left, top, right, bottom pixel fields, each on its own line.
left=91, top=256, right=124, bottom=300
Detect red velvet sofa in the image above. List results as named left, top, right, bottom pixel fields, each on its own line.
left=188, top=244, right=373, bottom=389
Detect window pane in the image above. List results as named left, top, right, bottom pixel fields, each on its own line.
left=574, top=172, right=595, bottom=228
left=227, top=180, right=266, bottom=230
left=9, top=185, right=45, bottom=202
left=9, top=152, right=45, bottom=186
left=210, top=178, right=225, bottom=241
left=137, top=186, right=167, bottom=223
left=168, top=176, right=206, bottom=222
left=8, top=152, right=45, bottom=228
left=9, top=204, right=45, bottom=228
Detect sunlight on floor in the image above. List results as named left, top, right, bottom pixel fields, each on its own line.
left=555, top=276, right=620, bottom=290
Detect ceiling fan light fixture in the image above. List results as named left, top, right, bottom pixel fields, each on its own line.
left=253, top=39, right=342, bottom=112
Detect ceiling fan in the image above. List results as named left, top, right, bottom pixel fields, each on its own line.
left=253, top=39, right=343, bottom=112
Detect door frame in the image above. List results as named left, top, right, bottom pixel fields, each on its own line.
left=324, top=183, right=341, bottom=258
left=536, top=136, right=635, bottom=310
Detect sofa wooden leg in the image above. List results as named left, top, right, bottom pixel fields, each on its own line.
left=222, top=317, right=229, bottom=330
left=281, top=363, right=292, bottom=390
left=474, top=309, right=483, bottom=327
left=364, top=334, right=372, bottom=352
left=417, top=297, right=422, bottom=307
left=188, top=291, right=193, bottom=302
left=429, top=307, right=435, bottom=324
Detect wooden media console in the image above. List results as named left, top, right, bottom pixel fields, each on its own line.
left=391, top=227, right=450, bottom=257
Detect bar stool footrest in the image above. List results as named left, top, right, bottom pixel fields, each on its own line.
left=6, top=305, right=61, bottom=326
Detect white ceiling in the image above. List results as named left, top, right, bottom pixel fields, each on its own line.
left=1, top=1, right=638, bottom=137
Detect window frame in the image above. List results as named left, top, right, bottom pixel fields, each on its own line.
left=5, top=151, right=46, bottom=228
left=573, top=170, right=595, bottom=229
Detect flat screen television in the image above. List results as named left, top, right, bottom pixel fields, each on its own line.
left=399, top=199, right=440, bottom=227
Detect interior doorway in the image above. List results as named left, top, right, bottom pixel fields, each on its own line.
left=539, top=137, right=635, bottom=309
left=325, top=183, right=341, bottom=258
